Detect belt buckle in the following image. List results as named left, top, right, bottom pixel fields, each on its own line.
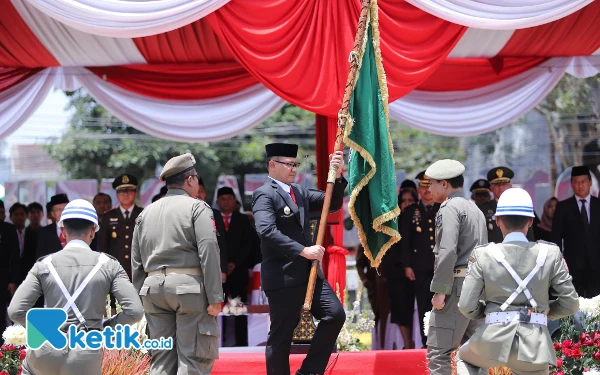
left=519, top=307, right=532, bottom=323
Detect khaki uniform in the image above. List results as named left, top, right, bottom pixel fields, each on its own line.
left=457, top=239, right=579, bottom=375
left=427, top=191, right=488, bottom=375
left=131, top=189, right=224, bottom=375
left=8, top=240, right=143, bottom=375
left=98, top=206, right=143, bottom=278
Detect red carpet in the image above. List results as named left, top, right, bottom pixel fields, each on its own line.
left=213, top=349, right=428, bottom=375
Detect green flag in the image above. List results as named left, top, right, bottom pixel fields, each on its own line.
left=344, top=3, right=400, bottom=268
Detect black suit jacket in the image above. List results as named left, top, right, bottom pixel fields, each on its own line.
left=396, top=201, right=440, bottom=273
left=552, top=195, right=600, bottom=270
left=20, top=226, right=40, bottom=283
left=213, top=209, right=229, bottom=274
left=252, top=176, right=347, bottom=292
left=0, top=222, right=21, bottom=293
left=36, top=222, right=62, bottom=259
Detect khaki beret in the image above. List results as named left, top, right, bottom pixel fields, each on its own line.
left=160, top=153, right=196, bottom=182
left=425, top=159, right=465, bottom=181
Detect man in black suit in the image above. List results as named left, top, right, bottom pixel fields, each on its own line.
left=0, top=219, right=20, bottom=340
left=252, top=143, right=347, bottom=375
left=552, top=165, right=600, bottom=297
left=195, top=178, right=228, bottom=283
left=217, top=186, right=259, bottom=346
left=20, top=203, right=44, bottom=284
left=400, top=171, right=440, bottom=347
left=36, top=194, right=70, bottom=259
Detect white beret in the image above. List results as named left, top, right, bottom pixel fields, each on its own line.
left=495, top=188, right=535, bottom=217
left=425, top=159, right=465, bottom=180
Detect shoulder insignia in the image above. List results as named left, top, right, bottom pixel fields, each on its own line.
left=199, top=200, right=212, bottom=210
left=35, top=255, right=50, bottom=263
left=435, top=214, right=442, bottom=227
left=135, top=216, right=142, bottom=225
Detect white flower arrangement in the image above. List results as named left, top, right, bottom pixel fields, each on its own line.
left=2, top=324, right=26, bottom=346
left=336, top=282, right=375, bottom=352
left=583, top=369, right=600, bottom=375
left=423, top=311, right=431, bottom=337
left=579, top=295, right=600, bottom=319
left=222, top=296, right=248, bottom=315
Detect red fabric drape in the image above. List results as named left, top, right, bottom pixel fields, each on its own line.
left=0, top=2, right=58, bottom=68
left=499, top=0, right=600, bottom=58
left=327, top=246, right=350, bottom=305
left=416, top=57, right=547, bottom=91
left=87, top=64, right=258, bottom=100
left=134, top=18, right=239, bottom=64
left=315, top=114, right=346, bottom=288
left=207, top=0, right=466, bottom=116
left=0, top=67, right=43, bottom=91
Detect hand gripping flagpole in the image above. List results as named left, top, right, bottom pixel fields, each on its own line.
left=302, top=0, right=371, bottom=312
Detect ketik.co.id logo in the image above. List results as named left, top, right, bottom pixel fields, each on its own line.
left=26, top=308, right=172, bottom=350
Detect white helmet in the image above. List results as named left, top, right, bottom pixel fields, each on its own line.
left=58, top=199, right=100, bottom=232
left=495, top=188, right=535, bottom=218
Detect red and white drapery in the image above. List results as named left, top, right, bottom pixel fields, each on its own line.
left=1, top=0, right=600, bottom=141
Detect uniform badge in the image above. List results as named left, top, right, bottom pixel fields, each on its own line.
left=123, top=175, right=130, bottom=183
left=112, top=232, right=117, bottom=239
left=212, top=219, right=217, bottom=233
left=466, top=256, right=475, bottom=276
left=284, top=206, right=291, bottom=215
left=488, top=223, right=494, bottom=231
left=435, top=214, right=442, bottom=228
left=110, top=218, right=119, bottom=222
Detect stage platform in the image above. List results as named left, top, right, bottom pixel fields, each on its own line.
left=212, top=349, right=428, bottom=375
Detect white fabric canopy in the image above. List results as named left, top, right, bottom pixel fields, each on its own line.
left=0, top=69, right=56, bottom=139
left=406, top=0, right=593, bottom=29
left=73, top=68, right=286, bottom=142
left=388, top=58, right=572, bottom=136
left=12, top=0, right=147, bottom=66
left=25, top=0, right=229, bottom=38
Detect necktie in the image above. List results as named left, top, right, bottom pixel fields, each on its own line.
left=18, top=229, right=24, bottom=255
left=289, top=188, right=297, bottom=205
left=425, top=205, right=432, bottom=213
left=59, top=232, right=67, bottom=248
left=125, top=210, right=130, bottom=220
left=224, top=215, right=230, bottom=231
left=580, top=199, right=589, bottom=233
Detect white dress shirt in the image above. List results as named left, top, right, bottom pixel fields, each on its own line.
left=120, top=205, right=134, bottom=219
left=16, top=228, right=25, bottom=256
left=269, top=177, right=291, bottom=194
left=575, top=193, right=591, bottom=223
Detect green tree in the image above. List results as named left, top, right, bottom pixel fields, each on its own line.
left=44, top=91, right=316, bottom=197
left=389, top=120, right=465, bottom=177
left=535, top=74, right=600, bottom=187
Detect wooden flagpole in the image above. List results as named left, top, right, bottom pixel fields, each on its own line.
left=303, top=0, right=371, bottom=311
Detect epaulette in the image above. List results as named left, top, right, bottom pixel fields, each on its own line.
left=99, top=252, right=119, bottom=262
left=536, top=240, right=558, bottom=247
left=473, top=243, right=489, bottom=250
left=135, top=215, right=143, bottom=225
left=35, top=255, right=51, bottom=263
left=199, top=200, right=213, bottom=210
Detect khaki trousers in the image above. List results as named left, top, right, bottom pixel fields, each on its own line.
left=141, top=273, right=219, bottom=375
left=457, top=339, right=549, bottom=375
left=22, top=343, right=102, bottom=375
left=426, top=277, right=487, bottom=375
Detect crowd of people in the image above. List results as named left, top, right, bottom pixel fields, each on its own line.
left=357, top=164, right=598, bottom=351
left=0, top=172, right=263, bottom=348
